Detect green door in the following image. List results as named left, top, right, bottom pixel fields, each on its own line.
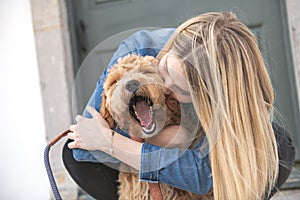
left=67, top=0, right=300, bottom=161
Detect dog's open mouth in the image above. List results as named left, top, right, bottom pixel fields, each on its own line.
left=129, top=96, right=156, bottom=134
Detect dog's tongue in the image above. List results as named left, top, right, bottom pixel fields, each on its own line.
left=135, top=100, right=152, bottom=127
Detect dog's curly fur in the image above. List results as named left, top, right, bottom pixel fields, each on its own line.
left=100, top=54, right=213, bottom=200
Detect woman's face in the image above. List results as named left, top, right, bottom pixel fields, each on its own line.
left=158, top=53, right=192, bottom=103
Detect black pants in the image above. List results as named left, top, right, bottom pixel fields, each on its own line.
left=62, top=123, right=295, bottom=200
left=62, top=140, right=119, bottom=200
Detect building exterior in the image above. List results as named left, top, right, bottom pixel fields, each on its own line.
left=30, top=0, right=300, bottom=199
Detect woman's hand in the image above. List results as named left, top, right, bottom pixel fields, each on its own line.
left=67, top=106, right=111, bottom=151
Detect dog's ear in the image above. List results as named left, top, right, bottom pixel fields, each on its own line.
left=100, top=56, right=136, bottom=129
left=103, top=65, right=127, bottom=90
left=100, top=92, right=115, bottom=129
left=100, top=65, right=126, bottom=129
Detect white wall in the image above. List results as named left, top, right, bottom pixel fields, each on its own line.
left=0, top=0, right=49, bottom=199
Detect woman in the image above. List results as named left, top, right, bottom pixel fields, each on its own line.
left=64, top=12, right=295, bottom=200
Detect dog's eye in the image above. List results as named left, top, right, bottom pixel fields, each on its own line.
left=141, top=71, right=152, bottom=75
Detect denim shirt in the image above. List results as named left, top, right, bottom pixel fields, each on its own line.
left=72, top=28, right=213, bottom=195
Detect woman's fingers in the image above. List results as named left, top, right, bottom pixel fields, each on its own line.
left=68, top=140, right=82, bottom=149
left=67, top=131, right=79, bottom=140
left=86, top=106, right=99, bottom=118
left=66, top=107, right=110, bottom=150
left=69, top=124, right=77, bottom=132
left=67, top=131, right=85, bottom=149
left=67, top=141, right=76, bottom=149
left=75, top=115, right=82, bottom=122
left=86, top=106, right=108, bottom=126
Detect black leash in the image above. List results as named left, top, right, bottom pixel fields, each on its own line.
left=44, top=130, right=70, bottom=200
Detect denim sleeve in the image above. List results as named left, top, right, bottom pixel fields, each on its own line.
left=139, top=137, right=213, bottom=195
left=72, top=28, right=176, bottom=163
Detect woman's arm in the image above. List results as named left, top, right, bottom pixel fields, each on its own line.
left=140, top=142, right=212, bottom=195
left=145, top=125, right=192, bottom=150
left=69, top=107, right=192, bottom=170
left=68, top=106, right=142, bottom=169
left=68, top=106, right=213, bottom=195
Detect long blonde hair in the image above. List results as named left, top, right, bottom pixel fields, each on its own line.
left=158, top=12, right=279, bottom=200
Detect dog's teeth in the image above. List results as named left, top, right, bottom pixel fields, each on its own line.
left=142, top=123, right=156, bottom=134
left=133, top=105, right=139, bottom=118
left=135, top=111, right=139, bottom=119
left=150, top=106, right=153, bottom=115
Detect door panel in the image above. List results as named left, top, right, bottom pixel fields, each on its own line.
left=68, top=0, right=300, bottom=159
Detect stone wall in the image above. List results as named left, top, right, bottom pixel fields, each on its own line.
left=30, top=0, right=77, bottom=199
left=286, top=0, right=300, bottom=106
left=29, top=0, right=300, bottom=199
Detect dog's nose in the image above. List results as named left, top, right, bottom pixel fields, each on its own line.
left=125, top=79, right=140, bottom=93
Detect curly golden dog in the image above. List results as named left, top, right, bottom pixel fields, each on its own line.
left=100, top=54, right=212, bottom=200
